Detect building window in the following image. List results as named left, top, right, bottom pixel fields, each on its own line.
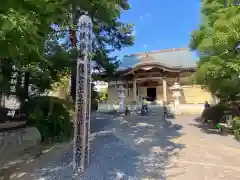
left=136, top=89, right=139, bottom=96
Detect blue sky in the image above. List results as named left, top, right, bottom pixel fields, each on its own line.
left=115, top=0, right=201, bottom=59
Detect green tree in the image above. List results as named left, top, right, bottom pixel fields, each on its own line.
left=0, top=0, right=70, bottom=98
left=0, top=0, right=66, bottom=60
left=0, top=1, right=134, bottom=139
left=62, top=0, right=134, bottom=101
left=189, top=0, right=240, bottom=100
left=98, top=89, right=108, bottom=102
left=0, top=0, right=134, bottom=101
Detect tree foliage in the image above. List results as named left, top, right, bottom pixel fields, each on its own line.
left=56, top=0, right=134, bottom=73
left=0, top=0, right=134, bottom=98
left=64, top=0, right=134, bottom=101
left=189, top=0, right=240, bottom=99
left=0, top=0, right=66, bottom=59
left=0, top=0, right=134, bottom=139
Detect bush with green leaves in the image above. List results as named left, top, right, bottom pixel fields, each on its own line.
left=201, top=104, right=230, bottom=125
left=26, top=96, right=73, bottom=142
left=232, top=116, right=240, bottom=130
left=234, top=129, right=240, bottom=140
left=98, top=89, right=107, bottom=102
left=91, top=84, right=99, bottom=111
left=232, top=116, right=240, bottom=139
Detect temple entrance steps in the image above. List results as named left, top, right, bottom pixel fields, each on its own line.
left=97, top=102, right=204, bottom=116
left=97, top=103, right=166, bottom=116
left=147, top=105, right=165, bottom=116
left=125, top=104, right=165, bottom=116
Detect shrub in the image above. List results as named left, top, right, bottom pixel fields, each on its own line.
left=232, top=116, right=240, bottom=130
left=234, top=129, right=240, bottom=140
left=98, top=90, right=107, bottom=102
left=201, top=104, right=230, bottom=125
left=92, top=99, right=98, bottom=111
left=91, top=84, right=99, bottom=111
left=232, top=116, right=240, bottom=139
left=26, top=96, right=73, bottom=142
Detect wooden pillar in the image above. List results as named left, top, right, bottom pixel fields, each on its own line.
left=133, top=79, right=137, bottom=103
left=126, top=81, right=128, bottom=95
left=126, top=81, right=129, bottom=102
left=163, top=78, right=167, bottom=103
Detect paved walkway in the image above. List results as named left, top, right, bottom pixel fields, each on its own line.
left=167, top=116, right=240, bottom=180
left=6, top=106, right=240, bottom=179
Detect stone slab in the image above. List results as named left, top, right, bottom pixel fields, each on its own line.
left=0, top=127, right=41, bottom=169
left=0, top=121, right=26, bottom=130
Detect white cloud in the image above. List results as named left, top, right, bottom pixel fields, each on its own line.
left=145, top=13, right=151, bottom=17
left=139, top=13, right=152, bottom=21
left=143, top=44, right=148, bottom=48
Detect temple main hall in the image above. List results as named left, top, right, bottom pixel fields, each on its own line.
left=105, top=48, right=212, bottom=105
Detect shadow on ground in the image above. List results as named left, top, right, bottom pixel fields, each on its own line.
left=9, top=109, right=186, bottom=180
left=188, top=117, right=228, bottom=136
left=109, top=106, right=186, bottom=179
left=9, top=113, right=140, bottom=180
left=11, top=133, right=143, bottom=180
left=90, top=112, right=114, bottom=133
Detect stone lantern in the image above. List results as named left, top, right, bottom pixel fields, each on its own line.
left=118, top=85, right=125, bottom=113
left=170, top=82, right=182, bottom=108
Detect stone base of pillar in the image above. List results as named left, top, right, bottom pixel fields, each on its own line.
left=118, top=98, right=125, bottom=113
left=116, top=112, right=125, bottom=116
left=173, top=98, right=180, bottom=108
left=168, top=103, right=182, bottom=115
left=173, top=108, right=182, bottom=115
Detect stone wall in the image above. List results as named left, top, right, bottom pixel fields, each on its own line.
left=0, top=127, right=41, bottom=169
left=181, top=85, right=212, bottom=104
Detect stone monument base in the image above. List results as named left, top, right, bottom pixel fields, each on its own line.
left=0, top=127, right=41, bottom=170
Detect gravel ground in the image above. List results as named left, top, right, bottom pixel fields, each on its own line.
left=10, top=132, right=141, bottom=180
left=5, top=107, right=240, bottom=180
left=5, top=107, right=187, bottom=180
left=8, top=113, right=143, bottom=180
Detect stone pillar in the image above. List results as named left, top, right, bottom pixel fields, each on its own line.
left=177, top=74, right=180, bottom=83
left=133, top=79, right=137, bottom=103
left=118, top=85, right=125, bottom=113
left=170, top=82, right=182, bottom=108
left=163, top=78, right=167, bottom=103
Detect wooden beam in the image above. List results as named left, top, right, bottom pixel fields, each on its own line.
left=136, top=76, right=162, bottom=81
left=135, top=71, right=163, bottom=78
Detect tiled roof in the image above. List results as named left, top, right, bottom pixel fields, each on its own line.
left=117, top=48, right=197, bottom=71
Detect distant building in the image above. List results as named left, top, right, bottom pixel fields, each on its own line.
left=98, top=48, right=213, bottom=104
left=94, top=81, right=108, bottom=92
